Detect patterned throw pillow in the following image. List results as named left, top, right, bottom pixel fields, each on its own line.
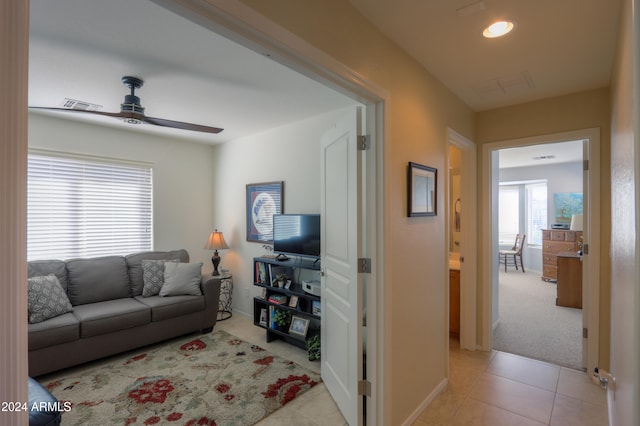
left=27, top=274, right=73, bottom=324
left=141, top=259, right=177, bottom=297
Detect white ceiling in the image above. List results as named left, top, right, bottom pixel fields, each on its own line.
left=28, top=0, right=356, bottom=144
left=498, top=140, right=584, bottom=169
left=29, top=0, right=622, bottom=144
left=349, top=0, right=622, bottom=111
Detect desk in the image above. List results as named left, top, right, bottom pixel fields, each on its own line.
left=556, top=252, right=582, bottom=309
left=214, top=273, right=233, bottom=321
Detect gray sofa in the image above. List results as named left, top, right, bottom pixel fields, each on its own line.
left=27, top=249, right=221, bottom=377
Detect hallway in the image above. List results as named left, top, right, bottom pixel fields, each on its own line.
left=413, top=338, right=608, bottom=425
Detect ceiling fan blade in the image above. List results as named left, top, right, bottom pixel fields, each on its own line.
left=29, top=106, right=125, bottom=118
left=144, top=116, right=224, bottom=134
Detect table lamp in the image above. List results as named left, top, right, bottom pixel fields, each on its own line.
left=570, top=214, right=583, bottom=231
left=204, top=229, right=229, bottom=276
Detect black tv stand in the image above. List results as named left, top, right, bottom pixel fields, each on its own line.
left=252, top=257, right=321, bottom=350
left=275, top=254, right=289, bottom=261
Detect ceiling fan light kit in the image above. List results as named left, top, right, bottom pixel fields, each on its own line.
left=30, top=75, right=224, bottom=134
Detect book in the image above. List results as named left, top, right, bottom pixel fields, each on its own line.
left=268, top=294, right=288, bottom=305
left=256, top=262, right=270, bottom=285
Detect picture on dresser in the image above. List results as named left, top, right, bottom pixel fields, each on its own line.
left=554, top=192, right=583, bottom=224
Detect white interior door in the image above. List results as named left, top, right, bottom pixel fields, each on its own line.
left=448, top=129, right=477, bottom=351
left=320, top=106, right=363, bottom=425
left=581, top=140, right=589, bottom=368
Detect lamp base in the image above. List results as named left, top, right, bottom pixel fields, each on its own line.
left=212, top=250, right=221, bottom=276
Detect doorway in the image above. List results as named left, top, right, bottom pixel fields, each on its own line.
left=493, top=141, right=584, bottom=369
left=481, top=128, right=601, bottom=376
left=447, top=128, right=477, bottom=352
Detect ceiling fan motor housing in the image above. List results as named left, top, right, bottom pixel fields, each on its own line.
left=120, top=76, right=145, bottom=122
left=121, top=94, right=145, bottom=114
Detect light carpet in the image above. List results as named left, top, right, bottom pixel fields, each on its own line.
left=493, top=269, right=583, bottom=370
left=38, top=329, right=320, bottom=425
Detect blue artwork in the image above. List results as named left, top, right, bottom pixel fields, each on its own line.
left=554, top=193, right=583, bottom=223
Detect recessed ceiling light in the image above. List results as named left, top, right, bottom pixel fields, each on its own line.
left=483, top=20, right=516, bottom=38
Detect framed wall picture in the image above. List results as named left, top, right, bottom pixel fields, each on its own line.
left=246, top=181, right=284, bottom=242
left=408, top=162, right=437, bottom=217
left=289, top=315, right=310, bottom=338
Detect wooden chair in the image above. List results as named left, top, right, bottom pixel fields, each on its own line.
left=499, top=234, right=526, bottom=272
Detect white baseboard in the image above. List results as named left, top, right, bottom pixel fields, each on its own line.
left=401, top=378, right=448, bottom=426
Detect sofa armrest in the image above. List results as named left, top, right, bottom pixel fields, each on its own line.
left=200, top=274, right=222, bottom=331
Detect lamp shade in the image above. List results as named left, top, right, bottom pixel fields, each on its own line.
left=204, top=229, right=229, bottom=251
left=570, top=214, right=583, bottom=231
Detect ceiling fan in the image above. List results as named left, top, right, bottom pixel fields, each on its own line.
left=30, top=76, right=224, bottom=134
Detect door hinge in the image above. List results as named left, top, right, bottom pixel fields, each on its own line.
left=358, top=258, right=371, bottom=273
left=358, top=135, right=371, bottom=151
left=583, top=159, right=589, bottom=171
left=358, top=380, right=371, bottom=397
left=583, top=244, right=589, bottom=255
left=583, top=328, right=588, bottom=339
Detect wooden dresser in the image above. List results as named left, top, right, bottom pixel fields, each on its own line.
left=541, top=229, right=583, bottom=281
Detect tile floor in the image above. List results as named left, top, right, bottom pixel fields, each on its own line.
left=413, top=338, right=609, bottom=426
left=217, top=314, right=608, bottom=426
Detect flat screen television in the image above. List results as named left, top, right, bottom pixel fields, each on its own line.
left=272, top=214, right=320, bottom=259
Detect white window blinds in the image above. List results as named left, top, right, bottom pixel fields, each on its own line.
left=28, top=151, right=153, bottom=260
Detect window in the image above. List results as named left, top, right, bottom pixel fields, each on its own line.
left=28, top=151, right=153, bottom=260
left=526, top=182, right=547, bottom=245
left=498, top=185, right=520, bottom=245
left=499, top=181, right=547, bottom=247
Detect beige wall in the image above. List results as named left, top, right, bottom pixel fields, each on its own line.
left=238, top=0, right=476, bottom=423
left=210, top=109, right=355, bottom=317
left=0, top=1, right=29, bottom=421
left=476, top=88, right=612, bottom=369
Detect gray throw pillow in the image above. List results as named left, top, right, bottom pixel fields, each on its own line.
left=141, top=259, right=177, bottom=297
left=160, top=262, right=203, bottom=297
left=27, top=274, right=73, bottom=324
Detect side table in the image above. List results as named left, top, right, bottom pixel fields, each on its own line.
left=215, top=272, right=233, bottom=321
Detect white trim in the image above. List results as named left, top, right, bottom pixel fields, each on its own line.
left=28, top=147, right=155, bottom=169
left=150, top=1, right=388, bottom=423
left=481, top=128, right=601, bottom=375
left=400, top=378, right=448, bottom=426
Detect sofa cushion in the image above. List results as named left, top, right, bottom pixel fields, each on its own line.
left=72, top=298, right=150, bottom=338
left=135, top=295, right=205, bottom=322
left=28, top=260, right=68, bottom=291
left=66, top=256, right=130, bottom=305
left=28, top=274, right=73, bottom=324
left=28, top=312, right=79, bottom=351
left=160, top=262, right=203, bottom=297
left=126, top=249, right=190, bottom=297
left=141, top=259, right=178, bottom=297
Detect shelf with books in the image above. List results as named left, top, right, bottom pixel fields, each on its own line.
left=252, top=257, right=321, bottom=351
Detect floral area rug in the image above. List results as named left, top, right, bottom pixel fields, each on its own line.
left=38, top=330, right=320, bottom=425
